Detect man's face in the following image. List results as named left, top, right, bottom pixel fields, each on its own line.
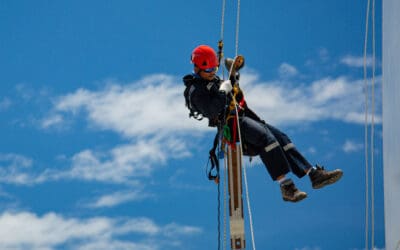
left=195, top=66, right=218, bottom=81
left=199, top=70, right=216, bottom=81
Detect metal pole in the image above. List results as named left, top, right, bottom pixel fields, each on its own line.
left=226, top=143, right=246, bottom=249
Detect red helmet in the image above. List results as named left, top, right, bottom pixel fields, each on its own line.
left=191, top=45, right=219, bottom=70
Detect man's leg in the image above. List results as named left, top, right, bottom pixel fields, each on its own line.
left=266, top=124, right=343, bottom=188
left=240, top=117, right=306, bottom=202
left=240, top=116, right=290, bottom=180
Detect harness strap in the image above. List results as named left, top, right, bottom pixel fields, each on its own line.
left=208, top=130, right=221, bottom=183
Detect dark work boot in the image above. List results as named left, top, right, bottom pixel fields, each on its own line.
left=280, top=179, right=307, bottom=202
left=309, top=165, right=343, bottom=189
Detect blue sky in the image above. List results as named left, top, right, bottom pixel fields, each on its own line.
left=0, top=1, right=384, bottom=250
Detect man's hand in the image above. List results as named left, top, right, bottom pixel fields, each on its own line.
left=219, top=80, right=232, bottom=94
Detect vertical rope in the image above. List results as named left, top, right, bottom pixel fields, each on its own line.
left=218, top=2, right=228, bottom=247
left=232, top=96, right=256, bottom=250
left=243, top=160, right=256, bottom=250
left=217, top=181, right=221, bottom=250
left=363, top=0, right=377, bottom=249
left=370, top=0, right=376, bottom=248
left=219, top=1, right=247, bottom=249
left=235, top=0, right=241, bottom=56
left=223, top=157, right=228, bottom=250
left=220, top=0, right=226, bottom=41
left=363, top=1, right=371, bottom=249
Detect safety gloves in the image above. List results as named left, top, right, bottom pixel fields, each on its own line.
left=219, top=80, right=233, bottom=94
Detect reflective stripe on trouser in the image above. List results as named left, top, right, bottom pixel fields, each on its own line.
left=239, top=116, right=290, bottom=180
left=265, top=123, right=313, bottom=178
left=240, top=116, right=313, bottom=180
left=259, top=144, right=291, bottom=180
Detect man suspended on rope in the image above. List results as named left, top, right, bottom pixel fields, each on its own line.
left=183, top=44, right=343, bottom=202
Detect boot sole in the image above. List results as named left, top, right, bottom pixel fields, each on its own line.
left=283, top=193, right=307, bottom=202
left=312, top=171, right=343, bottom=189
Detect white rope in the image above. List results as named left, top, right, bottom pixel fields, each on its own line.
left=218, top=1, right=232, bottom=249
left=220, top=0, right=226, bottom=42
left=219, top=1, right=248, bottom=248
left=231, top=94, right=257, bottom=250
left=370, top=0, right=376, bottom=248
left=218, top=0, right=227, bottom=81
left=223, top=155, right=228, bottom=250
left=363, top=1, right=371, bottom=249
left=235, top=0, right=241, bottom=56
left=363, top=0, right=377, bottom=249
left=242, top=155, right=256, bottom=250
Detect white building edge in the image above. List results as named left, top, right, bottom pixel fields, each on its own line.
left=383, top=0, right=400, bottom=249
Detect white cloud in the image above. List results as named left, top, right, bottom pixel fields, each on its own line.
left=0, top=211, right=111, bottom=249
left=311, top=77, right=350, bottom=103
left=0, top=135, right=192, bottom=186
left=340, top=55, right=374, bottom=68
left=45, top=74, right=208, bottom=137
left=278, top=63, right=298, bottom=78
left=0, top=153, right=35, bottom=185
left=242, top=72, right=380, bottom=125
left=0, top=211, right=202, bottom=250
left=76, top=240, right=157, bottom=250
left=59, top=137, right=191, bottom=184
left=41, top=114, right=64, bottom=129
left=43, top=71, right=381, bottom=136
left=343, top=140, right=364, bottom=153
left=0, top=153, right=54, bottom=186
left=5, top=70, right=382, bottom=187
left=0, top=153, right=32, bottom=167
left=305, top=47, right=330, bottom=68
left=87, top=190, right=151, bottom=208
